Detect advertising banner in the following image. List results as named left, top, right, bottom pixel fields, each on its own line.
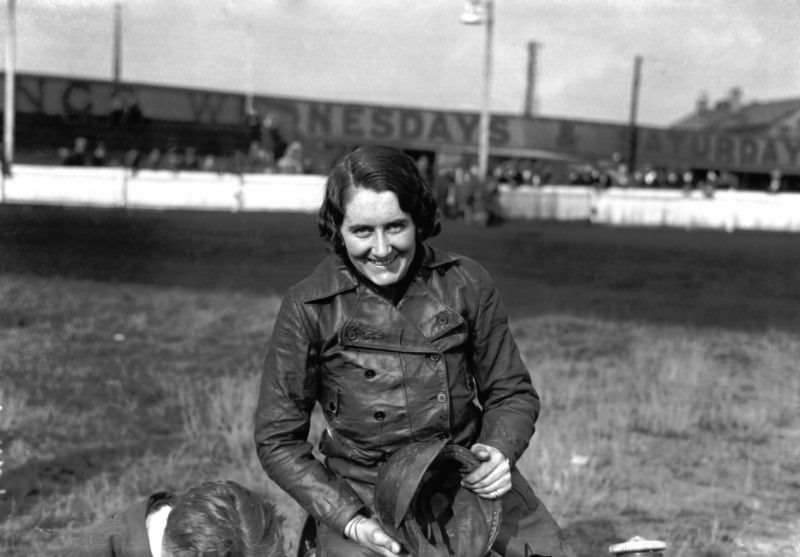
left=3, top=72, right=799, bottom=174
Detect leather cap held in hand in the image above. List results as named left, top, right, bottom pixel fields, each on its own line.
left=374, top=438, right=502, bottom=557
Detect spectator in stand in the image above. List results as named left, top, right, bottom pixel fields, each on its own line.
left=245, top=141, right=275, bottom=174
left=666, top=169, right=680, bottom=189
left=246, top=107, right=263, bottom=146
left=769, top=169, right=782, bottom=194
left=181, top=147, right=200, bottom=171
left=223, top=150, right=247, bottom=176
left=163, top=146, right=182, bottom=173
left=56, top=146, right=71, bottom=165
left=63, top=136, right=90, bottom=166
left=262, top=114, right=288, bottom=162
left=433, top=167, right=455, bottom=218
left=201, top=154, right=218, bottom=173
left=520, top=168, right=535, bottom=188
left=681, top=169, right=694, bottom=195
left=109, top=93, right=125, bottom=128
left=719, top=170, right=739, bottom=190
left=479, top=171, right=503, bottom=226
left=91, top=141, right=108, bottom=167
left=125, top=96, right=144, bottom=127
left=415, top=155, right=431, bottom=183
left=702, top=170, right=718, bottom=199
left=144, top=148, right=162, bottom=170
left=597, top=169, right=614, bottom=189
left=455, top=164, right=482, bottom=223
left=632, top=168, right=644, bottom=187
left=123, top=148, right=142, bottom=175
left=643, top=166, right=659, bottom=188
left=276, top=141, right=305, bottom=174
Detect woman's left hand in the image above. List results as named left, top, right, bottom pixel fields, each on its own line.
left=461, top=443, right=511, bottom=499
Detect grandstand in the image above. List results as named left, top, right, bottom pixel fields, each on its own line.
left=3, top=71, right=800, bottom=191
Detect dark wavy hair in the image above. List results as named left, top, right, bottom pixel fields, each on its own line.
left=318, top=145, right=441, bottom=255
left=163, top=480, right=282, bottom=557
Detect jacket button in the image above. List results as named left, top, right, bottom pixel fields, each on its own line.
left=374, top=411, right=386, bottom=421
left=436, top=313, right=449, bottom=326
left=364, top=369, right=376, bottom=378
left=436, top=392, right=447, bottom=403
left=428, top=353, right=441, bottom=362
left=327, top=401, right=337, bottom=412
left=345, top=327, right=359, bottom=341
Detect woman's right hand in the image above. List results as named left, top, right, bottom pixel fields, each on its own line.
left=345, top=515, right=403, bottom=556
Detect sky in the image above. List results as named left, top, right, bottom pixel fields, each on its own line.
left=2, top=0, right=800, bottom=127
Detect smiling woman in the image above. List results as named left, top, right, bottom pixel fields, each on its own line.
left=339, top=188, right=417, bottom=289
left=254, top=145, right=569, bottom=557
left=320, top=146, right=436, bottom=300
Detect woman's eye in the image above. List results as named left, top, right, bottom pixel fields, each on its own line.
left=352, top=227, right=371, bottom=237
left=387, top=222, right=407, bottom=232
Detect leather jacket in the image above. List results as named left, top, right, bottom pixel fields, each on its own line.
left=254, top=244, right=540, bottom=534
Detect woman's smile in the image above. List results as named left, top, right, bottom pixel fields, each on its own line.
left=368, top=253, right=398, bottom=266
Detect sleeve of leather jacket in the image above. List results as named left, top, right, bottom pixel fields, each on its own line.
left=469, top=262, right=540, bottom=465
left=254, top=292, right=365, bottom=534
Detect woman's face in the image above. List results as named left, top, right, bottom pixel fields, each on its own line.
left=340, top=186, right=417, bottom=287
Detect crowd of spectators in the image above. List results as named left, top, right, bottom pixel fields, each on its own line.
left=44, top=98, right=796, bottom=195
left=566, top=163, right=745, bottom=198
left=561, top=155, right=791, bottom=195
left=52, top=100, right=317, bottom=178
left=428, top=152, right=796, bottom=228
left=55, top=136, right=316, bottom=177
left=432, top=162, right=507, bottom=227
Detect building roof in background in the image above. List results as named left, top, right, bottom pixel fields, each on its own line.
left=671, top=95, right=800, bottom=134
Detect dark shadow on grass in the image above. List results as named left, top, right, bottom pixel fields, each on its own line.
left=0, top=438, right=177, bottom=525
left=2, top=204, right=800, bottom=331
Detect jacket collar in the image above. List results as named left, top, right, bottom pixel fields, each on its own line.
left=299, top=244, right=459, bottom=303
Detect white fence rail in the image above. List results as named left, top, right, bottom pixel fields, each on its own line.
left=1, top=165, right=327, bottom=213
left=3, top=166, right=800, bottom=233
left=497, top=185, right=800, bottom=232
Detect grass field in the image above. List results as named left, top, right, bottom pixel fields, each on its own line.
left=1, top=205, right=799, bottom=556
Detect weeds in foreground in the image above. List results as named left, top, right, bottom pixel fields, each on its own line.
left=2, top=276, right=799, bottom=556
left=515, top=314, right=800, bottom=555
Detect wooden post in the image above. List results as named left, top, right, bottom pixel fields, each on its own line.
left=627, top=55, right=643, bottom=177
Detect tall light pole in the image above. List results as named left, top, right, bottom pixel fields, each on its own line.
left=627, top=55, right=643, bottom=177
left=4, top=0, right=17, bottom=170
left=112, top=2, right=122, bottom=89
left=460, top=0, right=494, bottom=183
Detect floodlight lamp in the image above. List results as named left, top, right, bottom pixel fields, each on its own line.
left=460, top=0, right=485, bottom=24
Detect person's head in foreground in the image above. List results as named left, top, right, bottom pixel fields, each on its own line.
left=318, top=144, right=441, bottom=289
left=158, top=480, right=281, bottom=557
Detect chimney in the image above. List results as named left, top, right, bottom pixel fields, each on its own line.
left=729, top=87, right=743, bottom=112
left=696, top=91, right=709, bottom=114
